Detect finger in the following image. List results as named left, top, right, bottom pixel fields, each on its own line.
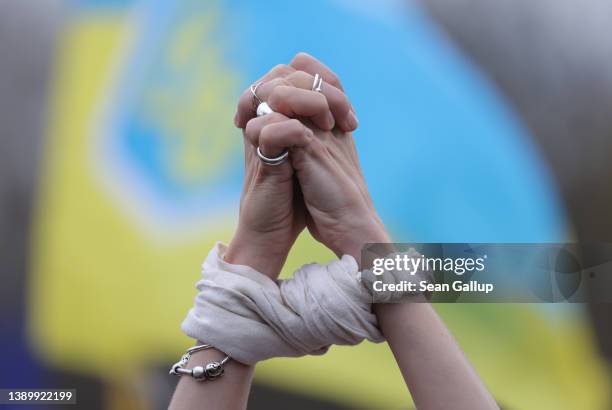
left=244, top=112, right=289, bottom=147
left=285, top=70, right=357, bottom=131
left=259, top=119, right=314, bottom=158
left=289, top=52, right=344, bottom=92
left=235, top=64, right=296, bottom=128
left=267, top=85, right=335, bottom=131
left=235, top=77, right=291, bottom=129
left=236, top=77, right=291, bottom=129
left=261, top=63, right=296, bottom=82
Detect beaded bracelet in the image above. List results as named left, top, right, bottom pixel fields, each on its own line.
left=169, top=344, right=231, bottom=381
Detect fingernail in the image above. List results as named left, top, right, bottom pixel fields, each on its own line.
left=347, top=110, right=358, bottom=130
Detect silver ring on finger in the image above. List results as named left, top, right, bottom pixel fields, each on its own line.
left=312, top=73, right=323, bottom=93
left=249, top=81, right=263, bottom=107
left=257, top=146, right=289, bottom=166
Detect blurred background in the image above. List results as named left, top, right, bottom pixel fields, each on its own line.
left=1, top=0, right=612, bottom=409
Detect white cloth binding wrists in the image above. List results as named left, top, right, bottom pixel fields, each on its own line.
left=181, top=243, right=384, bottom=365
left=360, top=248, right=433, bottom=303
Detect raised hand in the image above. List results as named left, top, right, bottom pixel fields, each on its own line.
left=237, top=53, right=389, bottom=264
left=225, top=54, right=359, bottom=277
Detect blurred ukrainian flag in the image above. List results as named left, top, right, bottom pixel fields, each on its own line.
left=29, top=0, right=609, bottom=408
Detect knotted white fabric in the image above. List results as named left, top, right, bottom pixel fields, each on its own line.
left=181, top=243, right=384, bottom=365
left=360, top=248, right=433, bottom=303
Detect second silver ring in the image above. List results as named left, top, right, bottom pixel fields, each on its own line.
left=257, top=146, right=289, bottom=166
left=312, top=73, right=323, bottom=92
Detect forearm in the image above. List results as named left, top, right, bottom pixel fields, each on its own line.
left=169, top=347, right=254, bottom=410
left=170, top=233, right=288, bottom=410
left=338, top=223, right=497, bottom=409
left=374, top=302, right=498, bottom=409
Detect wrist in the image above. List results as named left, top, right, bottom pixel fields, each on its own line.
left=330, top=219, right=390, bottom=268
left=225, top=229, right=291, bottom=279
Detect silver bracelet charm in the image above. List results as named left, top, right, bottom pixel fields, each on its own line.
left=169, top=344, right=231, bottom=381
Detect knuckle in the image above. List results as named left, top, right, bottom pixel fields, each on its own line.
left=267, top=112, right=286, bottom=123
left=267, top=88, right=281, bottom=107
left=287, top=118, right=302, bottom=127
left=288, top=70, right=310, bottom=82
left=325, top=71, right=341, bottom=86
left=301, top=125, right=314, bottom=143
left=244, top=119, right=260, bottom=142
left=303, top=126, right=314, bottom=139
left=336, top=93, right=351, bottom=114
left=269, top=63, right=292, bottom=78
left=267, top=86, right=291, bottom=109
left=291, top=52, right=313, bottom=67
left=259, top=126, right=285, bottom=154
left=265, top=77, right=289, bottom=89
left=314, top=92, right=330, bottom=110
left=277, top=78, right=291, bottom=87
left=259, top=125, right=274, bottom=145
left=287, top=118, right=304, bottom=134
left=245, top=115, right=258, bottom=130
left=257, top=79, right=277, bottom=100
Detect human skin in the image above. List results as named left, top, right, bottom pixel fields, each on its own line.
left=170, top=53, right=359, bottom=410
left=225, top=54, right=365, bottom=276
left=170, top=53, right=498, bottom=410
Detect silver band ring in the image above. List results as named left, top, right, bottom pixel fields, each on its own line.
left=251, top=82, right=275, bottom=117
left=312, top=73, right=323, bottom=93
left=250, top=81, right=263, bottom=110
left=257, top=146, right=289, bottom=166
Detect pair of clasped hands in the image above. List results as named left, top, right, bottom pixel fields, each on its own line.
left=225, top=52, right=389, bottom=275
left=171, top=53, right=498, bottom=410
